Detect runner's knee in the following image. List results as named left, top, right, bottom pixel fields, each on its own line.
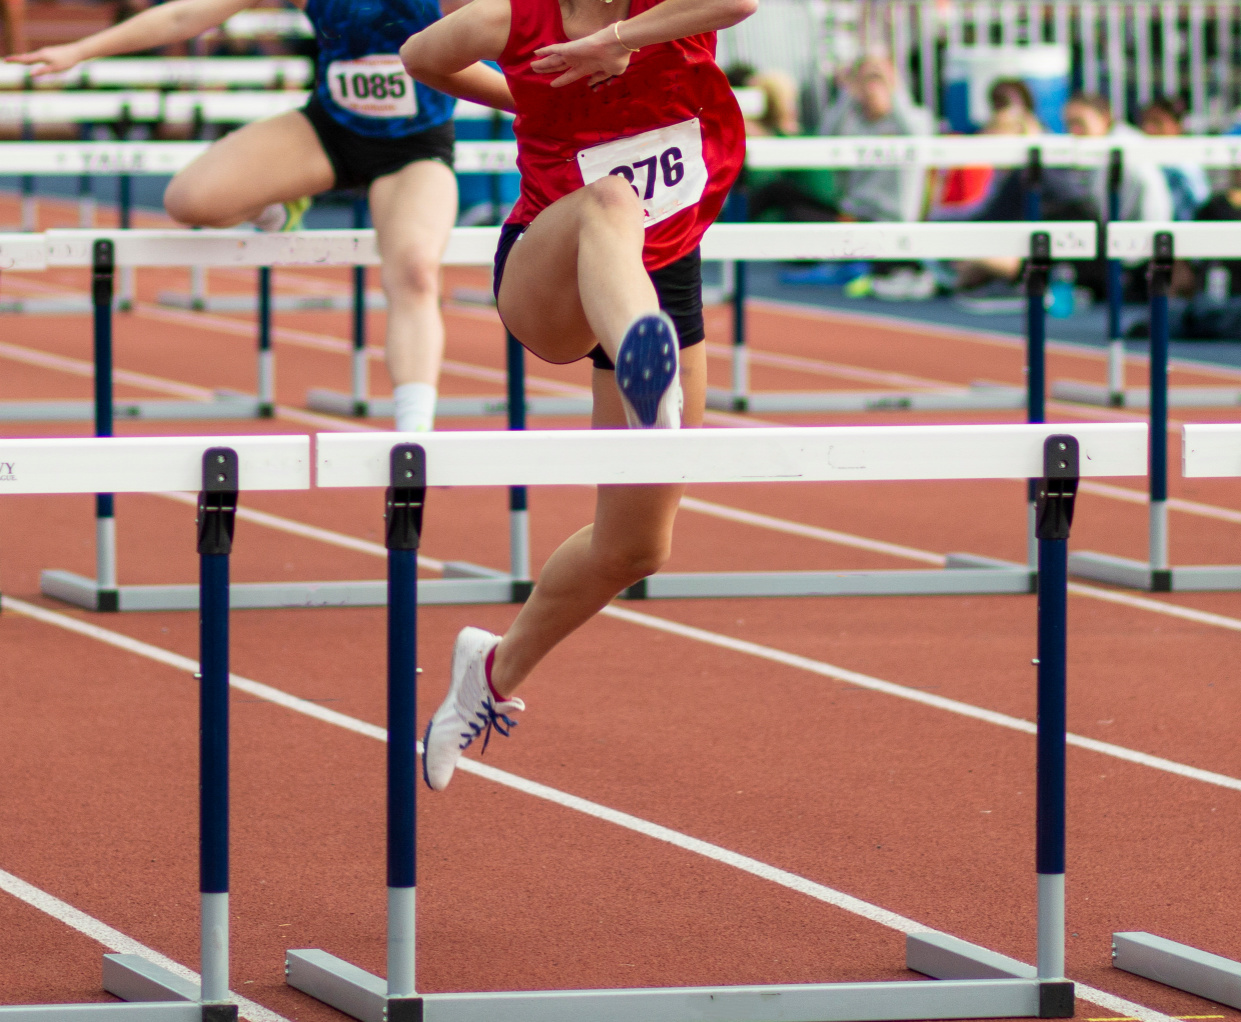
left=581, top=175, right=644, bottom=224
left=594, top=533, right=672, bottom=585
left=381, top=248, right=441, bottom=301
left=164, top=177, right=222, bottom=227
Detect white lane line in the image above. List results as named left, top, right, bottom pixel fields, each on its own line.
left=0, top=868, right=290, bottom=1022
left=597, top=604, right=1241, bottom=792
left=0, top=595, right=1180, bottom=1022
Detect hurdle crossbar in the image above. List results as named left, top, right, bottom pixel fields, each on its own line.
left=1067, top=228, right=1241, bottom=592
left=287, top=428, right=1128, bottom=1022
left=0, top=436, right=309, bottom=1021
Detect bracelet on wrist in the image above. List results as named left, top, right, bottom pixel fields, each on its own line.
left=613, top=20, right=640, bottom=53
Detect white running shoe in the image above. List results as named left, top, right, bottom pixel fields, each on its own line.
left=615, top=311, right=682, bottom=429
left=422, top=627, right=524, bottom=791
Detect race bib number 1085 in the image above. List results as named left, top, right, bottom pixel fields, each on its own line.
left=576, top=118, right=707, bottom=228
left=327, top=55, right=417, bottom=119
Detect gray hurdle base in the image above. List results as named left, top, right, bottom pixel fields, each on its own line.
left=1069, top=225, right=1241, bottom=593
left=1111, top=932, right=1241, bottom=1011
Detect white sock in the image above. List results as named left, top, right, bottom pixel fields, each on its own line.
left=394, top=382, right=437, bottom=432
left=252, top=202, right=287, bottom=232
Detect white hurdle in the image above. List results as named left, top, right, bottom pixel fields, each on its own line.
left=286, top=421, right=1146, bottom=1022
left=0, top=433, right=310, bottom=1022
left=1055, top=221, right=1241, bottom=410
left=2, top=224, right=1121, bottom=609
left=1068, top=224, right=1241, bottom=593
left=1105, top=423, right=1241, bottom=1011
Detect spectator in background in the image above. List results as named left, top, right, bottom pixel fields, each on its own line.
left=1139, top=96, right=1211, bottom=220
left=936, top=77, right=1042, bottom=218
left=1064, top=92, right=1173, bottom=222
left=733, top=63, right=842, bottom=226
left=818, top=53, right=934, bottom=223
left=816, top=52, right=936, bottom=299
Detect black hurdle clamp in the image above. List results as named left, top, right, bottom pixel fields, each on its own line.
left=201, top=1003, right=239, bottom=1022
left=387, top=996, right=424, bottom=1022
left=1038, top=978, right=1076, bottom=1018
left=386, top=444, right=426, bottom=552
left=1036, top=435, right=1079, bottom=542
left=92, top=239, right=114, bottom=306
left=1149, top=230, right=1175, bottom=297
left=1026, top=231, right=1052, bottom=298
left=197, top=448, right=239, bottom=556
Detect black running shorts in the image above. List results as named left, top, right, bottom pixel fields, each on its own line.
left=302, top=95, right=455, bottom=192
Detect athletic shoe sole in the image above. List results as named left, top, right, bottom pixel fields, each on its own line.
left=615, top=312, right=681, bottom=428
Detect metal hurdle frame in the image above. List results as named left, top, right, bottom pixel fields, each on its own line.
left=1102, top=421, right=1241, bottom=1009
left=1069, top=223, right=1241, bottom=591
left=1047, top=135, right=1241, bottom=410
left=30, top=224, right=1111, bottom=611
left=0, top=433, right=309, bottom=1021
left=285, top=422, right=1146, bottom=1022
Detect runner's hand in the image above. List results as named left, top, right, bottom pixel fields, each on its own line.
left=532, top=29, right=631, bottom=88
left=7, top=44, right=85, bottom=76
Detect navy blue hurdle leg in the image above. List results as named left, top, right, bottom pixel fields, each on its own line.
left=1026, top=233, right=1051, bottom=571
left=93, top=240, right=119, bottom=612
left=506, top=331, right=532, bottom=597
left=1148, top=232, right=1174, bottom=591
left=386, top=444, right=426, bottom=1010
left=198, top=447, right=239, bottom=1013
left=1035, top=434, right=1078, bottom=1017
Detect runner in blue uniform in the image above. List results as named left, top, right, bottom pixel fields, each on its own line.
left=11, top=0, right=511, bottom=431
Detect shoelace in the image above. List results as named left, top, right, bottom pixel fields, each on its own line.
left=457, top=696, right=519, bottom=755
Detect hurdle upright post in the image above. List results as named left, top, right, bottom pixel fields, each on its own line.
left=1025, top=232, right=1051, bottom=570
left=351, top=198, right=370, bottom=416
left=1034, top=435, right=1077, bottom=1010
left=385, top=443, right=425, bottom=1013
left=197, top=447, right=239, bottom=1015
left=257, top=266, right=275, bottom=417
left=1147, top=231, right=1173, bottom=590
left=1023, top=146, right=1042, bottom=221
left=1105, top=148, right=1126, bottom=405
left=118, top=172, right=135, bottom=310
left=93, top=240, right=119, bottom=612
left=507, top=331, right=533, bottom=593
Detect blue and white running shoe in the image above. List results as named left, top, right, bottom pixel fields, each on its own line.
left=422, top=627, right=523, bottom=791
left=615, top=311, right=682, bottom=429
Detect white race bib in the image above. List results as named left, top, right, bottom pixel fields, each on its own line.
left=575, top=118, right=707, bottom=228
left=326, top=55, right=417, bottom=119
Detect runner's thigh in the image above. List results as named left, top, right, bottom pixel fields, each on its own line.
left=496, top=188, right=601, bottom=364
left=164, top=111, right=336, bottom=224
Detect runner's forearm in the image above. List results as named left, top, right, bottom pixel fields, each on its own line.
left=66, top=0, right=253, bottom=61
left=612, top=0, right=757, bottom=50
left=405, top=59, right=514, bottom=112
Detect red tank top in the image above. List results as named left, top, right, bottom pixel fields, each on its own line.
left=499, top=0, right=745, bottom=270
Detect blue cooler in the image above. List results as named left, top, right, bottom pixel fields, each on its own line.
left=943, top=45, right=1070, bottom=133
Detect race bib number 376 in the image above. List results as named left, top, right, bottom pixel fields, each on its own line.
left=576, top=118, right=707, bottom=228
left=327, top=55, right=417, bottom=119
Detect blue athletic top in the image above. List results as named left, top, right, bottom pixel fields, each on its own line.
left=305, top=0, right=455, bottom=139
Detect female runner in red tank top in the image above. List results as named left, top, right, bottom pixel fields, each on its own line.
left=401, top=0, right=752, bottom=790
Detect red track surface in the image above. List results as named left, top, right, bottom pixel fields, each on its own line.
left=2, top=196, right=1241, bottom=1022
